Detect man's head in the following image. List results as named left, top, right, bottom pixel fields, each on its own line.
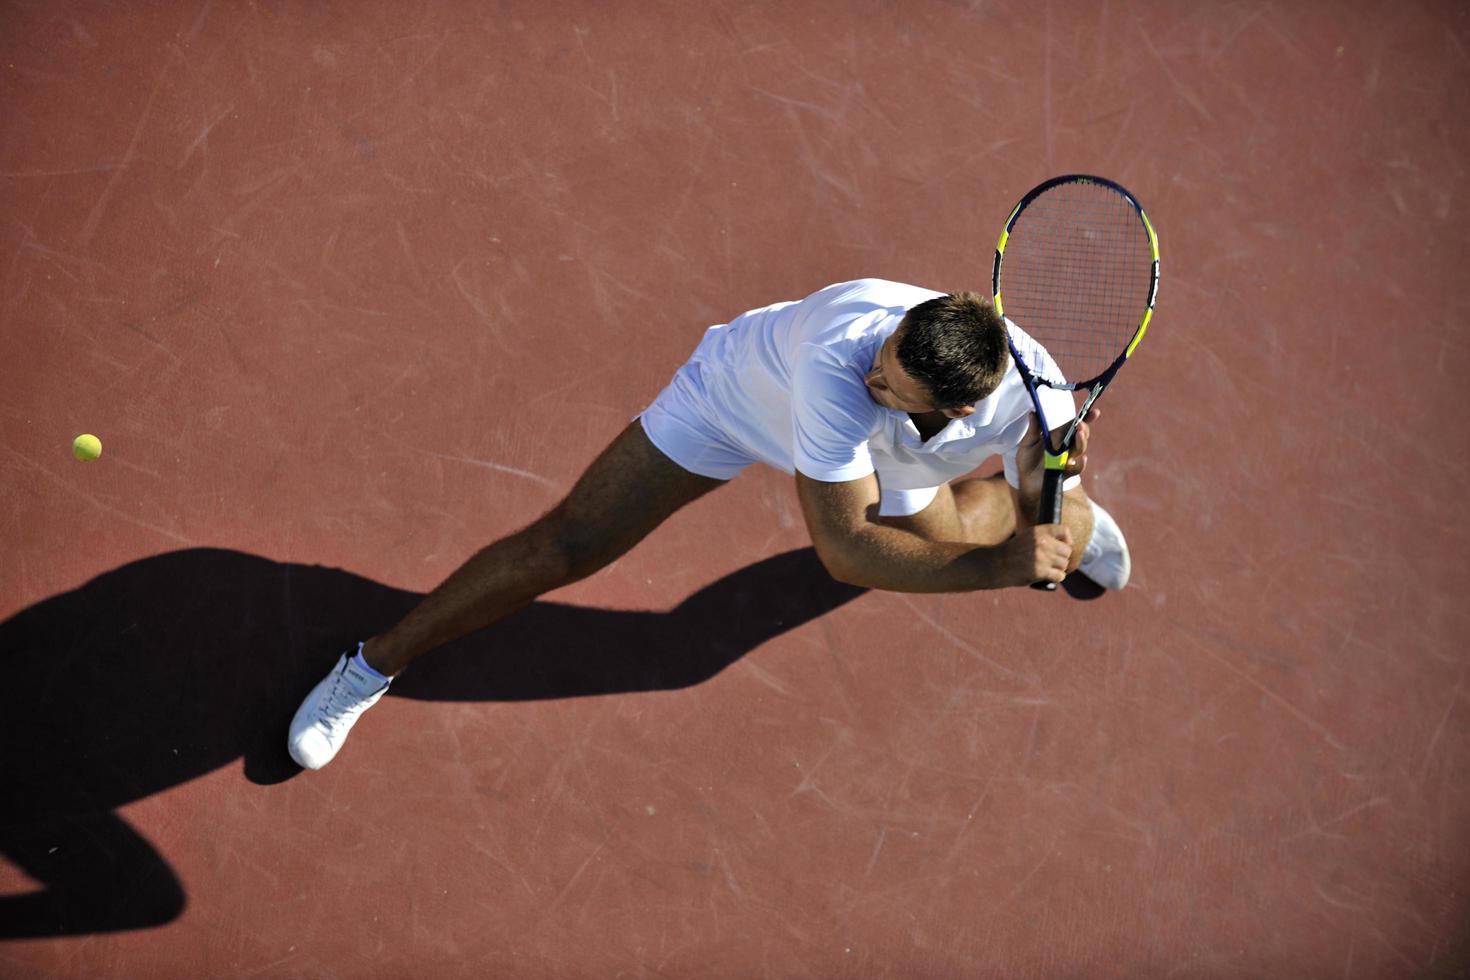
left=864, top=292, right=1009, bottom=417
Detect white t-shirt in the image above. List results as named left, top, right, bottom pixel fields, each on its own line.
left=688, top=278, right=1080, bottom=493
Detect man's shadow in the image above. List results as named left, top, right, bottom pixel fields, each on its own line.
left=0, top=547, right=865, bottom=939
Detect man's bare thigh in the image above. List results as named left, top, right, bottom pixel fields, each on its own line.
left=877, top=476, right=1017, bottom=546
left=555, top=421, right=728, bottom=552
left=877, top=483, right=964, bottom=541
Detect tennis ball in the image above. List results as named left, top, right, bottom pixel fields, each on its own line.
left=72, top=433, right=102, bottom=461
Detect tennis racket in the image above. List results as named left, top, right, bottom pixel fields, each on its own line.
left=991, top=174, right=1160, bottom=591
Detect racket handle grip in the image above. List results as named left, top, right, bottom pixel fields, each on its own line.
left=1030, top=468, right=1066, bottom=592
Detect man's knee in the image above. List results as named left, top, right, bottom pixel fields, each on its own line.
left=539, top=505, right=621, bottom=583
left=535, top=505, right=602, bottom=581
left=942, top=475, right=1018, bottom=545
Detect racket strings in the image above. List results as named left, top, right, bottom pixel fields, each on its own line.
left=1000, top=182, right=1152, bottom=384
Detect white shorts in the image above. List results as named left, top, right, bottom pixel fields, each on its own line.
left=638, top=359, right=941, bottom=518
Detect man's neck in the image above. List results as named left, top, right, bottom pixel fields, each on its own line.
left=909, top=410, right=949, bottom=442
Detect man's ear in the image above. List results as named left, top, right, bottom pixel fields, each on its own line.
left=942, top=405, right=977, bottom=420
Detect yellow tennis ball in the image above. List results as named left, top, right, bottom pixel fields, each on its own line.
left=72, top=433, right=102, bottom=461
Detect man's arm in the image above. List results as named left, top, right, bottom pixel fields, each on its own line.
left=1008, top=409, right=1100, bottom=574
left=796, top=471, right=1072, bottom=592
left=1011, top=480, right=1095, bottom=575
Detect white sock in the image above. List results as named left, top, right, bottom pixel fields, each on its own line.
left=350, top=643, right=391, bottom=685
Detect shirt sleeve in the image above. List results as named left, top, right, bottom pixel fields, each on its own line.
left=791, top=344, right=878, bottom=483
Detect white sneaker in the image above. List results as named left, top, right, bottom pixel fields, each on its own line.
left=1078, top=499, right=1130, bottom=590
left=288, top=643, right=391, bottom=770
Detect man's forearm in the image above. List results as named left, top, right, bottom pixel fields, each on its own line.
left=796, top=471, right=1071, bottom=592
left=818, top=522, right=1018, bottom=593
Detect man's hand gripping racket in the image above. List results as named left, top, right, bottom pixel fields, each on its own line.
left=991, top=175, right=1160, bottom=591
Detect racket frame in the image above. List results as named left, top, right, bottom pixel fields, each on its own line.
left=990, top=174, right=1160, bottom=588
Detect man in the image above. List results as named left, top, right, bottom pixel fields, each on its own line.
left=288, top=279, right=1128, bottom=770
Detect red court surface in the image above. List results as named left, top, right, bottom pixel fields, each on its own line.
left=3, top=1, right=1468, bottom=977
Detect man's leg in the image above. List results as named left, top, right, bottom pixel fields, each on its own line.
left=877, top=475, right=1017, bottom=545
left=366, top=420, right=727, bottom=677
left=879, top=475, right=1096, bottom=573
left=288, top=420, right=725, bottom=769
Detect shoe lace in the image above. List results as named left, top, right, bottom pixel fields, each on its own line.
left=319, top=672, right=376, bottom=736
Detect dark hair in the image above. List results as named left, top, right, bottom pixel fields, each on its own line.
left=895, top=292, right=1009, bottom=408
